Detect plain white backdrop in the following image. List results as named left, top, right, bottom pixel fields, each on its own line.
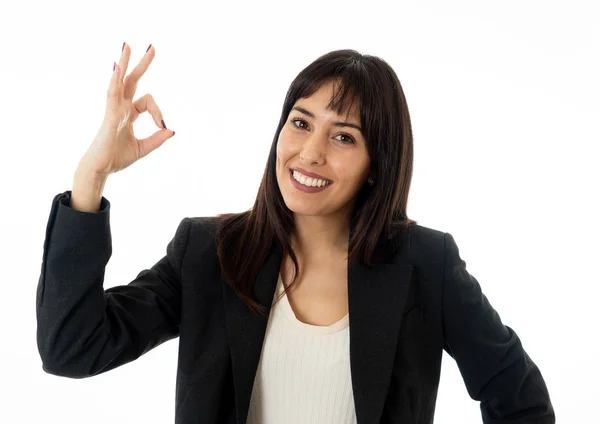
left=1, top=0, right=598, bottom=422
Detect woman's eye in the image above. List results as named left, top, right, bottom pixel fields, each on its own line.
left=335, top=133, right=355, bottom=144
left=291, top=118, right=355, bottom=144
left=292, top=118, right=308, bottom=129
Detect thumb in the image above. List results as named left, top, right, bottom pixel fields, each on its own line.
left=138, top=129, right=175, bottom=158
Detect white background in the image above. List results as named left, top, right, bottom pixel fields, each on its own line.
left=1, top=0, right=598, bottom=422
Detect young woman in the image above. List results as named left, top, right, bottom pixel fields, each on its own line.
left=36, top=43, right=555, bottom=423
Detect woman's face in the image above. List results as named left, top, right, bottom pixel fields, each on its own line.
left=276, top=79, right=371, bottom=220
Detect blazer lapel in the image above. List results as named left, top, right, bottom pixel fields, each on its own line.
left=223, top=241, right=413, bottom=424
left=347, top=258, right=413, bottom=423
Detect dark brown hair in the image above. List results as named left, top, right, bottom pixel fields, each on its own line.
left=215, top=49, right=417, bottom=317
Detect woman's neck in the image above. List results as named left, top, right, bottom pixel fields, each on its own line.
left=290, top=214, right=350, bottom=261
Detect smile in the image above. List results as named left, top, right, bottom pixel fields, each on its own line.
left=289, top=169, right=333, bottom=193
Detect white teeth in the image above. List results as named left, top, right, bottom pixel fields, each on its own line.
left=292, top=170, right=329, bottom=187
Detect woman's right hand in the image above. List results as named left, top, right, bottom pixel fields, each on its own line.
left=79, top=43, right=175, bottom=178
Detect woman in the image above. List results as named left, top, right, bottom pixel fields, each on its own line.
left=36, top=43, right=555, bottom=423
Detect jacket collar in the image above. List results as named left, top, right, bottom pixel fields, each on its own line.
left=222, top=232, right=413, bottom=424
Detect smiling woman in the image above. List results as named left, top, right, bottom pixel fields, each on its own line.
left=37, top=47, right=555, bottom=424
left=216, top=51, right=417, bottom=314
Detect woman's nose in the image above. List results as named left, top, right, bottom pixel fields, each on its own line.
left=300, top=132, right=328, bottom=164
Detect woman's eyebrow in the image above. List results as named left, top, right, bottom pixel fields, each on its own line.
left=292, top=106, right=363, bottom=133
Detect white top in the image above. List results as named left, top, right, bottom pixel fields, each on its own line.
left=246, top=273, right=357, bottom=424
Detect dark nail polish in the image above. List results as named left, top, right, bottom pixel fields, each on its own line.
left=113, top=62, right=116, bottom=71
left=122, top=42, right=125, bottom=52
left=146, top=44, right=152, bottom=53
left=172, top=131, right=176, bottom=137
left=161, top=119, right=167, bottom=129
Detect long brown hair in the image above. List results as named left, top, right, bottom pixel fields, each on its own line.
left=214, top=49, right=417, bottom=317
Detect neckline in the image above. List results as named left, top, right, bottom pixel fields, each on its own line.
left=276, top=273, right=349, bottom=334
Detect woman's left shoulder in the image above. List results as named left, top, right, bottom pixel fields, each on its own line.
left=391, top=222, right=446, bottom=256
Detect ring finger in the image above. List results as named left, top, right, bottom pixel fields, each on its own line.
left=118, top=43, right=131, bottom=97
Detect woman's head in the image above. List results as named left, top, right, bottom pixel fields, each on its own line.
left=217, top=49, right=417, bottom=316
left=275, top=78, right=371, bottom=224
left=262, top=49, right=414, bottom=243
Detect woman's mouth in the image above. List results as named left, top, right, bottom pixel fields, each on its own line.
left=289, top=169, right=333, bottom=193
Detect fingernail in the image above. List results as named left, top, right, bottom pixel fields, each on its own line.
left=146, top=44, right=152, bottom=53
left=161, top=119, right=167, bottom=129
left=122, top=42, right=125, bottom=52
left=113, top=62, right=116, bottom=71
left=172, top=131, right=176, bottom=137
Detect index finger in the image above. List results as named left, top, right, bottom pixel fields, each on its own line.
left=123, top=44, right=156, bottom=100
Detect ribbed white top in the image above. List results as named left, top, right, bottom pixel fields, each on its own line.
left=246, top=273, right=357, bottom=424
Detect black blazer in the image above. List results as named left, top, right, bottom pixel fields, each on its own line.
left=36, top=191, right=555, bottom=423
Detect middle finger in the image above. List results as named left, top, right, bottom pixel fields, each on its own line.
left=124, top=44, right=156, bottom=100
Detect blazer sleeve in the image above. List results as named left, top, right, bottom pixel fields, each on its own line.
left=36, top=190, right=190, bottom=378
left=442, top=232, right=555, bottom=423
